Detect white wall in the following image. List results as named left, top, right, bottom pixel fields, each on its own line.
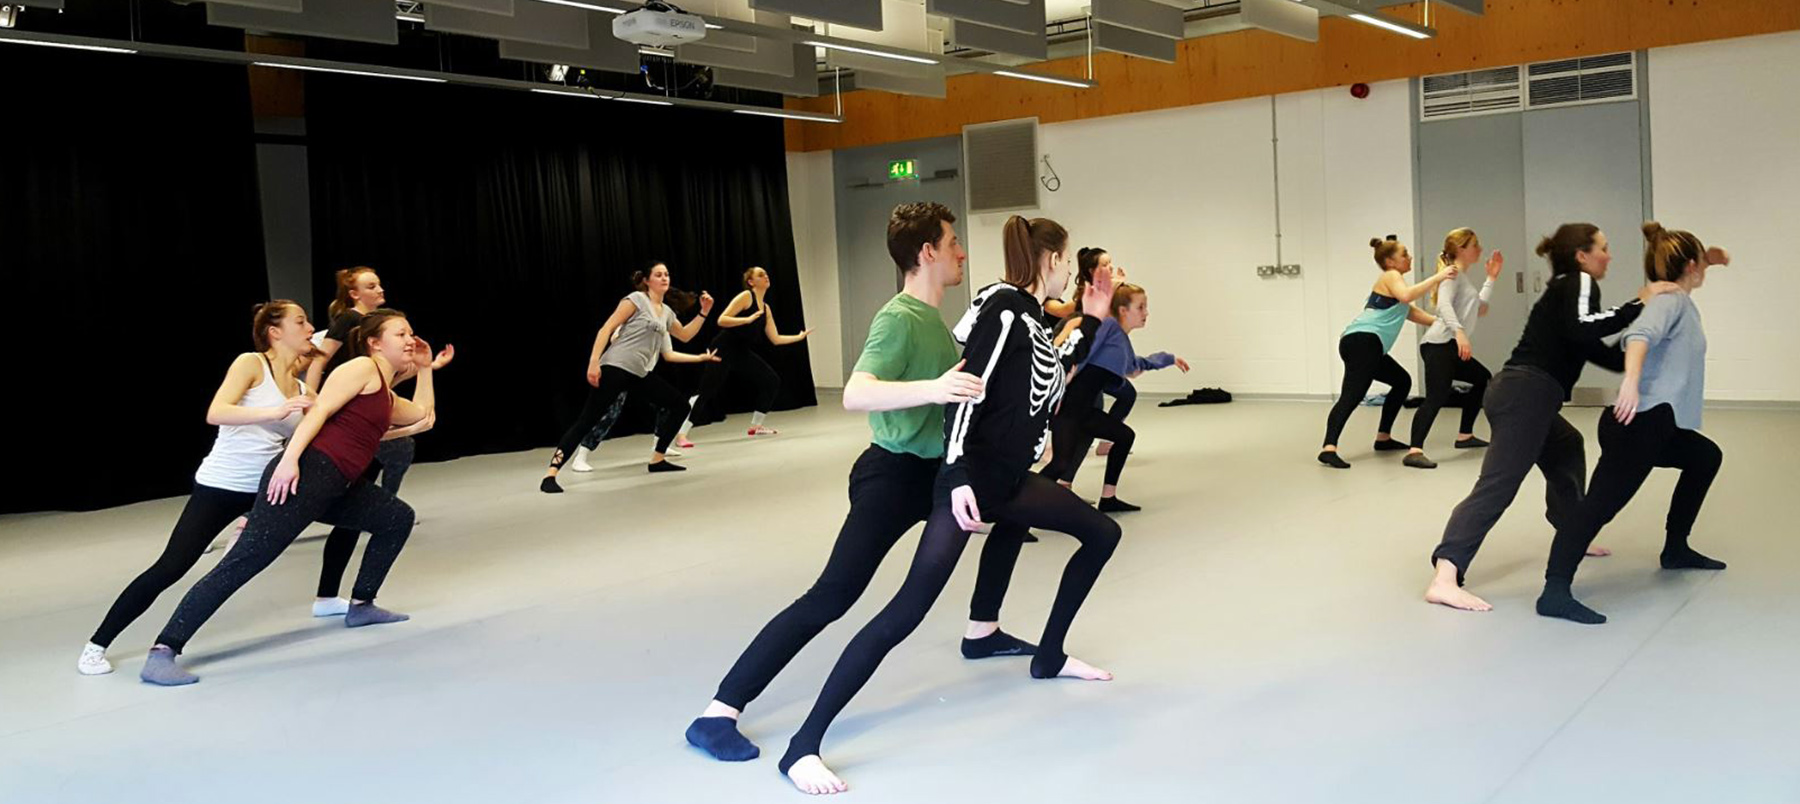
left=786, top=149, right=844, bottom=388
left=963, top=80, right=1416, bottom=397
left=1649, top=30, right=1800, bottom=402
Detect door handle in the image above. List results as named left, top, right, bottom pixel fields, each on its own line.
left=1515, top=273, right=1524, bottom=294
left=1534, top=275, right=1544, bottom=293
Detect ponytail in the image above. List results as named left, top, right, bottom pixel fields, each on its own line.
left=1535, top=223, right=1601, bottom=276
left=329, top=266, right=378, bottom=320
left=1001, top=215, right=1070, bottom=291
left=1641, top=221, right=1704, bottom=283
left=251, top=300, right=301, bottom=352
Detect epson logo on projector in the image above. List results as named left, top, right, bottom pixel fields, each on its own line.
left=612, top=5, right=709, bottom=47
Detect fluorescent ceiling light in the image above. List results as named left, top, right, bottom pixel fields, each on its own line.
left=613, top=96, right=675, bottom=106
left=0, top=36, right=137, bottom=55
left=1347, top=12, right=1432, bottom=39
left=733, top=109, right=842, bottom=123
left=253, top=61, right=448, bottom=83
left=992, top=69, right=1092, bottom=89
left=804, top=40, right=938, bottom=66
left=640, top=47, right=675, bottom=57
left=535, top=0, right=626, bottom=12
left=532, top=88, right=607, bottom=98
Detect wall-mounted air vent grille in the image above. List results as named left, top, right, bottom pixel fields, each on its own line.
left=963, top=118, right=1040, bottom=214
left=1419, top=66, right=1522, bottom=121
left=1526, top=52, right=1637, bottom=109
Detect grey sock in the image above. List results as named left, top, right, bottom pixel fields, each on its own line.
left=140, top=646, right=198, bottom=686
left=344, top=602, right=410, bottom=628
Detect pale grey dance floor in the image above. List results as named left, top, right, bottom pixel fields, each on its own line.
left=2, top=398, right=1795, bottom=803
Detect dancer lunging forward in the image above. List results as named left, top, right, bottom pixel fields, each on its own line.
left=1405, top=228, right=1503, bottom=469
left=1424, top=224, right=1680, bottom=612
left=779, top=214, right=1121, bottom=795
left=686, top=202, right=1033, bottom=766
left=676, top=266, right=810, bottom=442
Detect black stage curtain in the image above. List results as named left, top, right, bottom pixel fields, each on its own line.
left=0, top=50, right=267, bottom=514
left=306, top=77, right=814, bottom=463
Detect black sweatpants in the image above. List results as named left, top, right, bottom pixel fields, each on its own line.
left=690, top=349, right=780, bottom=426
left=1431, top=366, right=1586, bottom=584
left=549, top=365, right=690, bottom=467
left=319, top=436, right=416, bottom=598
left=1410, top=340, right=1492, bottom=447
left=1054, top=379, right=1137, bottom=484
left=155, top=450, right=415, bottom=654
left=1323, top=332, right=1412, bottom=447
left=780, top=473, right=1122, bottom=769
left=711, top=445, right=1025, bottom=711
left=1544, top=404, right=1722, bottom=582
left=90, top=483, right=256, bottom=648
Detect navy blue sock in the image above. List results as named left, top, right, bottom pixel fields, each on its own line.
left=961, top=629, right=1037, bottom=659
left=685, top=716, right=759, bottom=762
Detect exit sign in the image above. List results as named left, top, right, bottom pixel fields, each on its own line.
left=887, top=159, right=919, bottom=181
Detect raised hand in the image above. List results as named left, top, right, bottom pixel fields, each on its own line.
left=1485, top=250, right=1504, bottom=280
left=703, top=349, right=722, bottom=362
left=1174, top=356, right=1191, bottom=373
left=430, top=343, right=456, bottom=370
left=699, top=291, right=715, bottom=317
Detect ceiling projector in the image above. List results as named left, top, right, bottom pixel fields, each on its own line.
left=613, top=1, right=708, bottom=47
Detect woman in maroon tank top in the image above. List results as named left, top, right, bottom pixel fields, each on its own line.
left=140, top=310, right=444, bottom=685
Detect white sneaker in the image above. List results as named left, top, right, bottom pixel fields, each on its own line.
left=569, top=446, right=595, bottom=473
left=78, top=642, right=113, bottom=676
left=312, top=597, right=350, bottom=617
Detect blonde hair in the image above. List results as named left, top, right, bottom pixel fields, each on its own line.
left=1433, top=228, right=1480, bottom=306
left=1642, top=221, right=1705, bottom=283
left=1110, top=282, right=1145, bottom=318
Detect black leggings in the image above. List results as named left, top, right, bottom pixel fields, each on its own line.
left=319, top=436, right=416, bottom=598
left=90, top=483, right=255, bottom=648
left=780, top=473, right=1122, bottom=769
left=578, top=391, right=630, bottom=451
left=1323, top=332, right=1411, bottom=448
left=1544, top=404, right=1722, bottom=582
left=155, top=450, right=415, bottom=654
left=1410, top=341, right=1492, bottom=447
left=690, top=349, right=780, bottom=425
left=1044, top=394, right=1135, bottom=488
left=711, top=445, right=1025, bottom=711
left=549, top=366, right=690, bottom=468
left=1052, top=379, right=1137, bottom=484
left=1431, top=367, right=1586, bottom=583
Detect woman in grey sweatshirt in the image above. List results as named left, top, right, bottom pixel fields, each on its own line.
left=1406, top=228, right=1503, bottom=469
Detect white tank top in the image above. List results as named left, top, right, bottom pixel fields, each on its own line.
left=193, top=356, right=308, bottom=493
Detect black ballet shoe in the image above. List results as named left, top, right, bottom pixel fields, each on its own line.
left=1403, top=453, right=1438, bottom=469
left=961, top=630, right=1038, bottom=660
left=1660, top=548, right=1726, bottom=571
left=540, top=477, right=563, bottom=494
left=648, top=461, right=687, bottom=473
left=1373, top=438, right=1412, bottom=452
left=1318, top=451, right=1351, bottom=469
left=1454, top=436, right=1490, bottom=449
left=1097, top=497, right=1141, bottom=513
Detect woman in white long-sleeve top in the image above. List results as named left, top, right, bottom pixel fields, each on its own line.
left=1404, top=228, right=1502, bottom=469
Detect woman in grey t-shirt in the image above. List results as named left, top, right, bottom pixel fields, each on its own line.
left=1536, top=222, right=1732, bottom=624
left=541, top=263, right=717, bottom=493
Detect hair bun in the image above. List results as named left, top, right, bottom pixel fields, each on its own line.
left=1642, top=221, right=1666, bottom=241
left=1534, top=236, right=1554, bottom=258
left=1369, top=238, right=1384, bottom=249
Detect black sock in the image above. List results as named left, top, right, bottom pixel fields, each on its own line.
left=648, top=461, right=687, bottom=473
left=540, top=476, right=563, bottom=494
left=1661, top=546, right=1726, bottom=570
left=1097, top=496, right=1141, bottom=513
left=1374, top=438, right=1412, bottom=451
left=962, top=629, right=1038, bottom=659
left=685, top=716, right=760, bottom=762
left=1455, top=436, right=1490, bottom=449
left=1536, top=580, right=1607, bottom=624
left=1318, top=451, right=1351, bottom=469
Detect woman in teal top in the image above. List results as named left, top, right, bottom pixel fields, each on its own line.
left=1318, top=236, right=1458, bottom=468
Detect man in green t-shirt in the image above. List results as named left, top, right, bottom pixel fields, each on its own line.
left=686, top=202, right=1036, bottom=769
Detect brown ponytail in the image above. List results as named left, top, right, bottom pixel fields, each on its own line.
left=1001, top=215, right=1069, bottom=291
left=1076, top=247, right=1109, bottom=291
left=1642, top=221, right=1705, bottom=283
left=251, top=300, right=302, bottom=352
left=1535, top=223, right=1601, bottom=276
left=329, top=266, right=378, bottom=320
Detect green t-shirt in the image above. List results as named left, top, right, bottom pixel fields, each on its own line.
left=852, top=292, right=959, bottom=459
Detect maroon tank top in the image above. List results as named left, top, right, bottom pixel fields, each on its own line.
left=311, top=368, right=394, bottom=483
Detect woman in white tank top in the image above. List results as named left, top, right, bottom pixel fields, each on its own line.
left=78, top=301, right=318, bottom=676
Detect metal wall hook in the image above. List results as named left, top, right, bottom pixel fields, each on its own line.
left=1040, top=155, right=1061, bottom=192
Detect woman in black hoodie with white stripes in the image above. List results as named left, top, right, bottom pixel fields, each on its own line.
left=777, top=215, right=1123, bottom=796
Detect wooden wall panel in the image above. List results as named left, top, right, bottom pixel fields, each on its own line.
left=246, top=35, right=306, bottom=119
left=784, top=0, right=1800, bottom=150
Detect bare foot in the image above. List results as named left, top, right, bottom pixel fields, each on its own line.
left=1095, top=441, right=1112, bottom=456
left=677, top=436, right=696, bottom=449
left=785, top=755, right=847, bottom=796
left=1425, top=580, right=1493, bottom=612
left=1057, top=656, right=1113, bottom=681
left=1586, top=545, right=1613, bottom=557
left=748, top=426, right=779, bottom=436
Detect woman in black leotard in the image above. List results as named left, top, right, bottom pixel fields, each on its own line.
left=677, top=266, right=811, bottom=443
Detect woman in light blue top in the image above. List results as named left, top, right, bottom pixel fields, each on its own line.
left=1318, top=236, right=1457, bottom=468
left=1536, top=222, right=1732, bottom=625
